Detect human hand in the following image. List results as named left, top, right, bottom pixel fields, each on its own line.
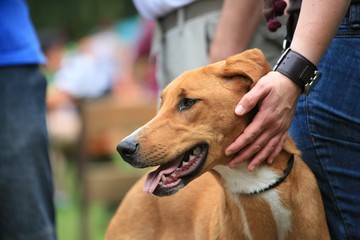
left=225, top=71, right=301, bottom=171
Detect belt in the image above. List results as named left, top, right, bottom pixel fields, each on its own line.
left=158, top=0, right=223, bottom=32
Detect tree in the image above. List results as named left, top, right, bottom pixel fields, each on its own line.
left=28, top=0, right=137, bottom=40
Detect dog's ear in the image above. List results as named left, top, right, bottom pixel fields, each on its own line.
left=216, top=48, right=271, bottom=84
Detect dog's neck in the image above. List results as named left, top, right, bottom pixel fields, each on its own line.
left=247, top=155, right=294, bottom=195
left=212, top=154, right=295, bottom=239
left=212, top=154, right=294, bottom=195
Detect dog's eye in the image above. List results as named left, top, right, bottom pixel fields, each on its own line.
left=178, top=98, right=198, bottom=111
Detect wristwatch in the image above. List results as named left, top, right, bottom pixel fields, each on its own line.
left=273, top=48, right=321, bottom=95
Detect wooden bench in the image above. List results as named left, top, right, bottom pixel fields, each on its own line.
left=76, top=95, right=157, bottom=239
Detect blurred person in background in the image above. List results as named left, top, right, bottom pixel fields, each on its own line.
left=0, top=1, right=56, bottom=239
left=43, top=23, right=155, bottom=165
left=43, top=29, right=133, bottom=181
left=45, top=24, right=153, bottom=111
left=132, top=0, right=284, bottom=92
left=47, top=30, right=125, bottom=107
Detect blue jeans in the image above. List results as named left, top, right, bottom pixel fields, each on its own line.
left=289, top=15, right=360, bottom=239
left=0, top=66, right=56, bottom=240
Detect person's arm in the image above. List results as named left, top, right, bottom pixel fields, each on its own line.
left=225, top=0, right=351, bottom=171
left=209, top=0, right=262, bottom=63
left=291, top=0, right=350, bottom=64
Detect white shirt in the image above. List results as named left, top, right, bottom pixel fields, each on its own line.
left=53, top=31, right=123, bottom=98
left=133, top=0, right=195, bottom=19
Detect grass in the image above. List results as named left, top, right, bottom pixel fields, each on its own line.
left=56, top=199, right=113, bottom=240
left=51, top=145, right=146, bottom=240
left=54, top=158, right=115, bottom=240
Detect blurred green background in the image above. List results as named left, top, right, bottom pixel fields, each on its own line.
left=28, top=0, right=137, bottom=40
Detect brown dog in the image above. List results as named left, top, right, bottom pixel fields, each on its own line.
left=106, top=49, right=330, bottom=240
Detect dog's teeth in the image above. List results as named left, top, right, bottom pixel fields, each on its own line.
left=193, top=147, right=201, bottom=156
left=161, top=175, right=166, bottom=182
left=189, top=154, right=196, bottom=161
left=182, top=161, right=189, bottom=167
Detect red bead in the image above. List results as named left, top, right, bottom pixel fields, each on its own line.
left=267, top=18, right=282, bottom=32
left=274, top=0, right=287, bottom=16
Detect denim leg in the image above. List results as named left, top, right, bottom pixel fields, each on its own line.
left=290, top=36, right=360, bottom=239
left=0, top=66, right=56, bottom=240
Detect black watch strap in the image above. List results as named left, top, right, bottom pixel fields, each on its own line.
left=273, top=48, right=321, bottom=95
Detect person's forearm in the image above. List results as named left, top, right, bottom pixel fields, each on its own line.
left=209, top=0, right=262, bottom=62
left=290, top=0, right=350, bottom=64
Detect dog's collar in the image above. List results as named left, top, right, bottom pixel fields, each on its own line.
left=247, top=155, right=295, bottom=195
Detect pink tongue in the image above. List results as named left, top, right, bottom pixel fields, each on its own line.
left=144, top=157, right=183, bottom=194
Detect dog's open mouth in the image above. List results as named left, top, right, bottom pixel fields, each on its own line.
left=144, top=144, right=208, bottom=196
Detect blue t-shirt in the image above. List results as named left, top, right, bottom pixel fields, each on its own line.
left=0, top=0, right=45, bottom=66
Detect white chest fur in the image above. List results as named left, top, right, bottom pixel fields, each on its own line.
left=213, top=164, right=292, bottom=240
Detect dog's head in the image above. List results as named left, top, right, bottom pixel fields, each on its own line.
left=117, top=49, right=271, bottom=196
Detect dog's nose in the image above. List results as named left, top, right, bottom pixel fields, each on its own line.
left=116, top=128, right=142, bottom=164
left=117, top=139, right=139, bottom=158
